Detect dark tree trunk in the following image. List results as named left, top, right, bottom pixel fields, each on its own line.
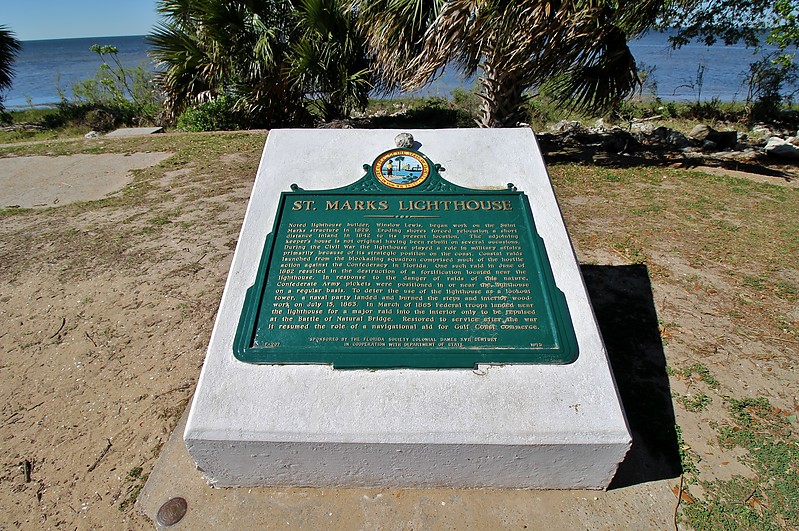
left=477, top=59, right=528, bottom=128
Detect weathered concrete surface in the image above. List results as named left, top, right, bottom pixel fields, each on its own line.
left=105, top=127, right=164, bottom=137
left=139, top=407, right=674, bottom=529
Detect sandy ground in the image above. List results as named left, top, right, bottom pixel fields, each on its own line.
left=0, top=137, right=255, bottom=529
left=0, top=153, right=172, bottom=208
left=0, top=133, right=796, bottom=529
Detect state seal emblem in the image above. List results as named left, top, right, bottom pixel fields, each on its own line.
left=373, top=149, right=430, bottom=189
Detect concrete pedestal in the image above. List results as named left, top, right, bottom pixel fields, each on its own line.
left=184, top=128, right=631, bottom=489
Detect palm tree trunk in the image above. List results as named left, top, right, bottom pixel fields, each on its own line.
left=477, top=60, right=527, bottom=128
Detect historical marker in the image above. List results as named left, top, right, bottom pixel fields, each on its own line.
left=234, top=146, right=578, bottom=368
left=187, top=129, right=630, bottom=490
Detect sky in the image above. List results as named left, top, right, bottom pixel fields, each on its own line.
left=2, top=0, right=160, bottom=41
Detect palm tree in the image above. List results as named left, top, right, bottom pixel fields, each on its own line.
left=149, top=0, right=308, bottom=126
left=352, top=0, right=442, bottom=94
left=150, top=0, right=371, bottom=125
left=356, top=0, right=667, bottom=127
left=288, top=0, right=372, bottom=121
left=0, top=26, right=22, bottom=111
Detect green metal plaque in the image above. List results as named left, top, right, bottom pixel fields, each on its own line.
left=234, top=148, right=578, bottom=368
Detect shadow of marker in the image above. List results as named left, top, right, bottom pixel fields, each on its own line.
left=581, top=264, right=682, bottom=488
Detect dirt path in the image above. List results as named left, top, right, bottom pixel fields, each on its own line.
left=0, top=153, right=172, bottom=208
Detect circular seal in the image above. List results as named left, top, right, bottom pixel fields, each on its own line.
left=373, top=149, right=430, bottom=189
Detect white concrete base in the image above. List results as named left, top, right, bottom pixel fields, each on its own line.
left=184, top=128, right=631, bottom=489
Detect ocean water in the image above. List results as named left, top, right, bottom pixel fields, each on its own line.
left=409, top=31, right=794, bottom=102
left=4, top=35, right=154, bottom=108
left=3, top=32, right=795, bottom=109
left=630, top=33, right=790, bottom=102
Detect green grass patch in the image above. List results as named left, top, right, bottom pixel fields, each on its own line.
left=118, top=465, right=149, bottom=512
left=550, top=162, right=798, bottom=341
left=668, top=362, right=720, bottom=389
left=675, top=391, right=713, bottom=412
left=675, top=423, right=700, bottom=476
left=682, top=397, right=799, bottom=530
left=611, top=236, right=647, bottom=264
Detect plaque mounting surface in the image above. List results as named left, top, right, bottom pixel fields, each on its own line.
left=234, top=148, right=578, bottom=368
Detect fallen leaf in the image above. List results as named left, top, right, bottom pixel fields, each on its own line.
left=672, top=485, right=696, bottom=504
left=747, top=497, right=771, bottom=509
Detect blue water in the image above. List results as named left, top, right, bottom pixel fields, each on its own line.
left=3, top=32, right=796, bottom=109
left=4, top=35, right=154, bottom=108
left=409, top=31, right=796, bottom=102
left=630, top=33, right=792, bottom=102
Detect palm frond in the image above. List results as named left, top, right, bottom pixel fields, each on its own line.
left=359, top=0, right=665, bottom=126
left=0, top=25, right=22, bottom=94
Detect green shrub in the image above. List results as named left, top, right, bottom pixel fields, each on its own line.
left=665, top=101, right=679, bottom=118
left=41, top=101, right=118, bottom=131
left=743, top=54, right=799, bottom=123
left=83, top=108, right=119, bottom=131
left=451, top=87, right=481, bottom=125
left=69, top=44, right=162, bottom=127
left=526, top=96, right=568, bottom=130
left=176, top=95, right=242, bottom=132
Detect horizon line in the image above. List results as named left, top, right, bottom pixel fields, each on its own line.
left=20, top=34, right=149, bottom=43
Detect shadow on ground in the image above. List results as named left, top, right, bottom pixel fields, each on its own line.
left=581, top=264, right=682, bottom=488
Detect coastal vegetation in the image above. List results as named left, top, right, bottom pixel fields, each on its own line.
left=0, top=42, right=164, bottom=139
left=146, top=0, right=668, bottom=128
left=70, top=44, right=163, bottom=126
left=2, top=87, right=798, bottom=146
left=0, top=0, right=797, bottom=136
left=661, top=0, right=799, bottom=122
left=148, top=0, right=371, bottom=127
left=356, top=0, right=664, bottom=127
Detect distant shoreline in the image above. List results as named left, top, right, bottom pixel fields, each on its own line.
left=5, top=33, right=797, bottom=108
left=19, top=34, right=148, bottom=44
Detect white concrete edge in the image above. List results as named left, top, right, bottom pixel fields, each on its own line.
left=525, top=131, right=632, bottom=438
